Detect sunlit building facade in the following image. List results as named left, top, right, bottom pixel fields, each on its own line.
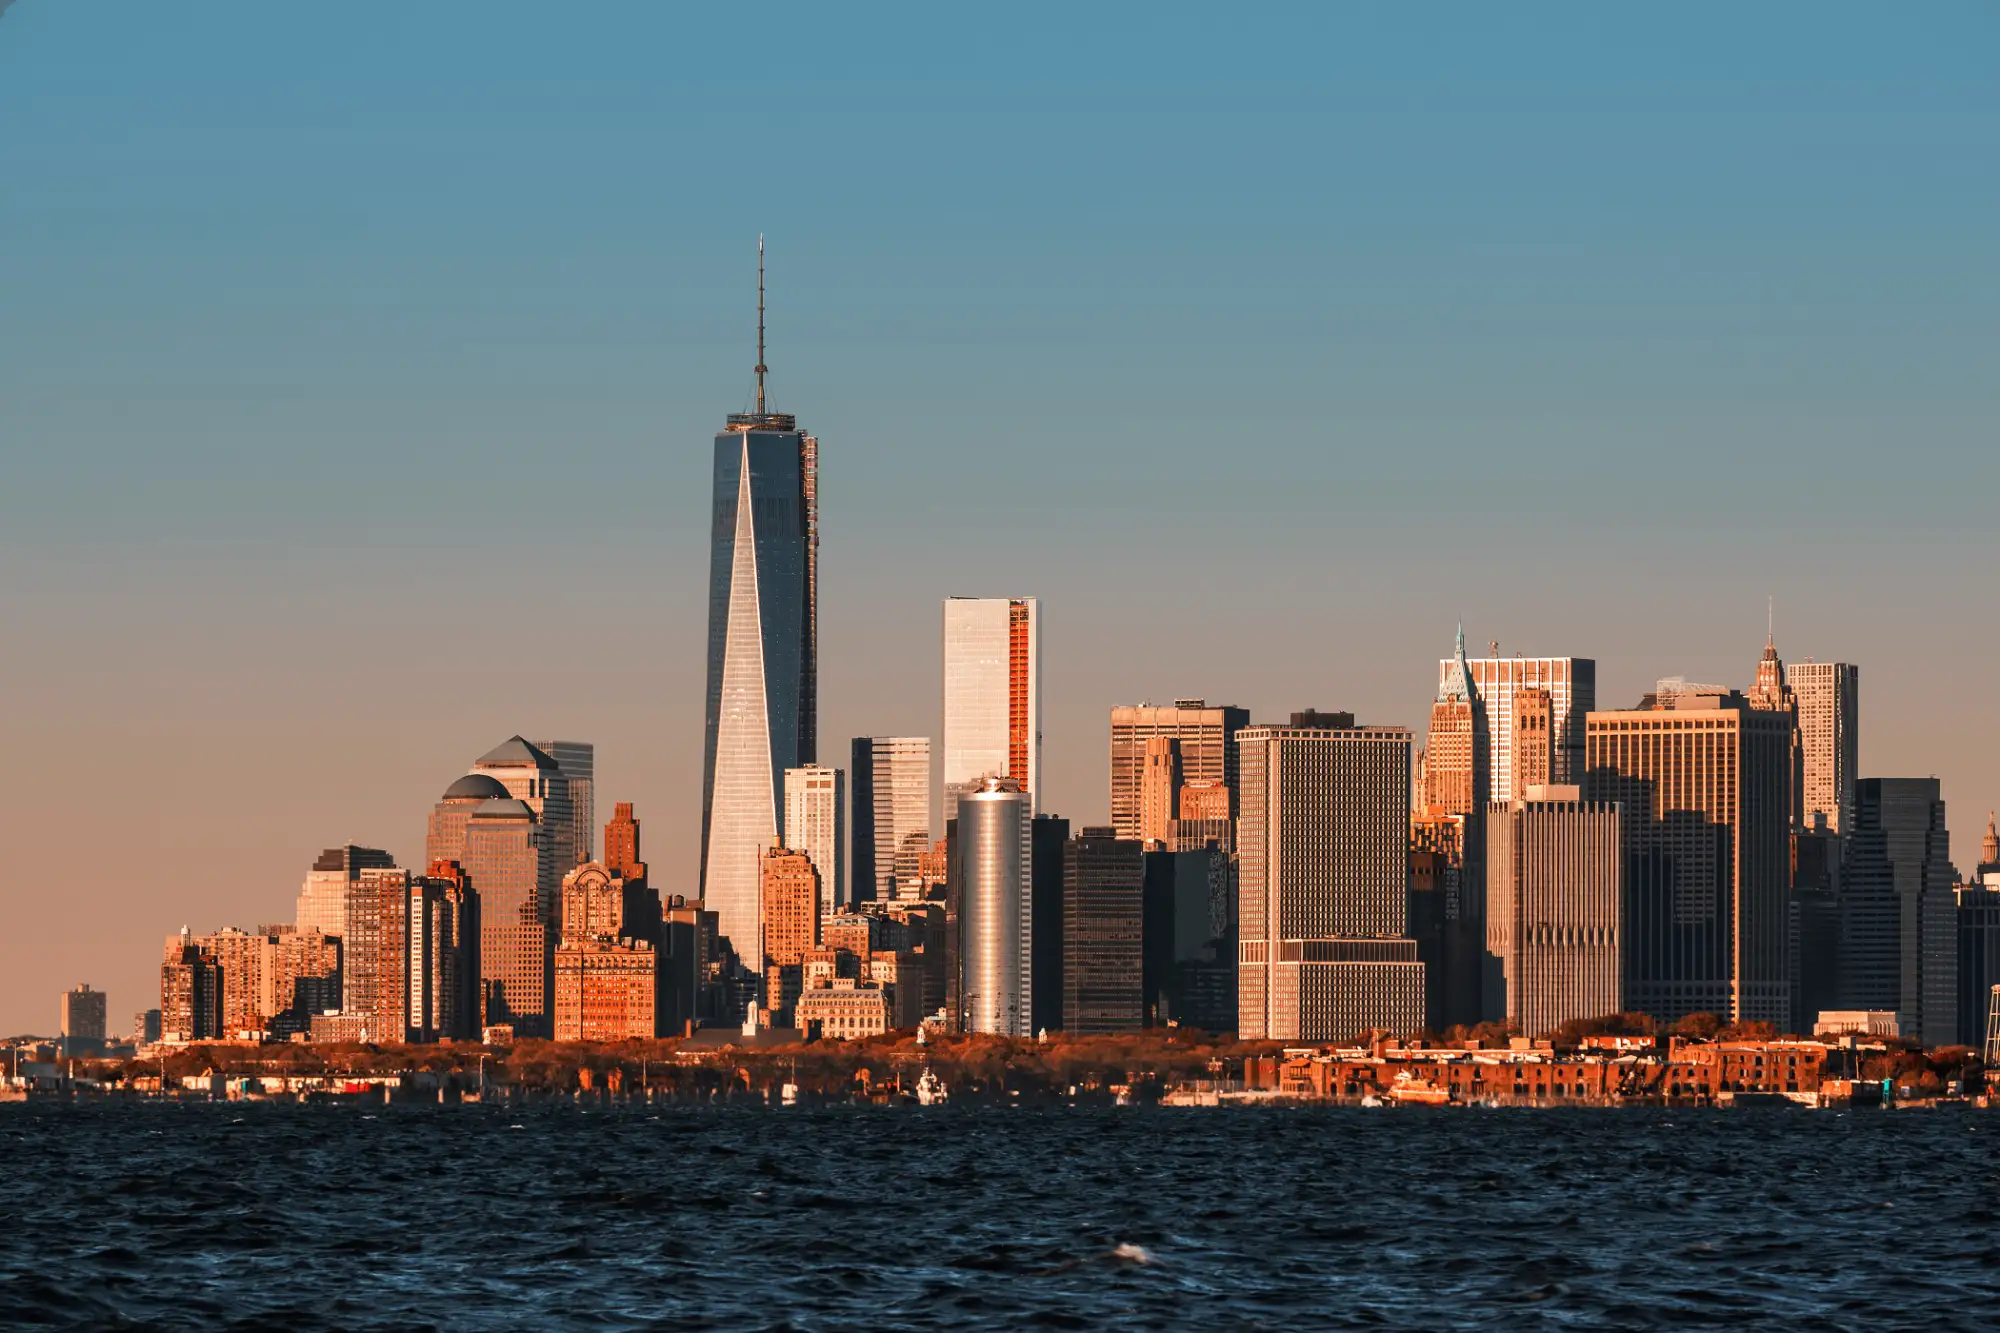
left=702, top=411, right=818, bottom=967
left=784, top=764, right=845, bottom=916
left=851, top=736, right=933, bottom=903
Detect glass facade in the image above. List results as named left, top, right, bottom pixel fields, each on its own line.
left=942, top=597, right=1039, bottom=807
left=851, top=736, right=933, bottom=903
left=702, top=426, right=816, bottom=969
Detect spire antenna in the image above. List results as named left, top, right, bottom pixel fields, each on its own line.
left=755, top=235, right=768, bottom=415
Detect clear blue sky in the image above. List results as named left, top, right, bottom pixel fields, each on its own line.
left=2, top=2, right=1995, bottom=1032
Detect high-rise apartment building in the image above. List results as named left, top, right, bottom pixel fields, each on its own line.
left=953, top=776, right=1033, bottom=1035
left=1839, top=778, right=1956, bottom=1046
left=1791, top=661, right=1859, bottom=833
left=851, top=737, right=933, bottom=904
left=342, top=865, right=413, bottom=1040
left=1440, top=653, right=1597, bottom=800
left=1062, top=829, right=1146, bottom=1034
left=534, top=740, right=596, bottom=865
left=701, top=257, right=819, bottom=970
left=462, top=796, right=556, bottom=1037
left=409, top=863, right=478, bottom=1042
left=943, top=597, right=1040, bottom=809
left=295, top=844, right=397, bottom=944
left=60, top=984, right=106, bottom=1054
left=160, top=930, right=220, bottom=1044
left=1582, top=690, right=1792, bottom=1026
left=196, top=927, right=270, bottom=1038
left=1108, top=700, right=1249, bottom=839
left=784, top=765, right=845, bottom=916
left=132, top=1010, right=161, bottom=1045
left=1485, top=787, right=1624, bottom=1037
left=1236, top=721, right=1426, bottom=1042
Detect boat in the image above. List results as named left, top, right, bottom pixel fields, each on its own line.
left=1387, top=1071, right=1452, bottom=1106
left=915, top=1067, right=947, bottom=1106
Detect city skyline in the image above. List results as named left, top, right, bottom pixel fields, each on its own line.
left=4, top=5, right=1997, bottom=1033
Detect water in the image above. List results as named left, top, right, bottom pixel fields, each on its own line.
left=4, top=1104, right=1998, bottom=1329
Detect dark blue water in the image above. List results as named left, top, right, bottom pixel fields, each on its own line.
left=5, top=1104, right=1999, bottom=1330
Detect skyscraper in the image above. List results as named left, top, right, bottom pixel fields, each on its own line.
left=1062, top=828, right=1146, bottom=1033
left=603, top=802, right=647, bottom=885
left=1485, top=787, right=1624, bottom=1037
left=701, top=242, right=818, bottom=965
left=851, top=737, right=933, bottom=904
left=534, top=740, right=596, bottom=865
left=1108, top=700, right=1249, bottom=839
left=474, top=737, right=577, bottom=871
left=295, top=844, right=397, bottom=943
left=953, top=775, right=1033, bottom=1035
left=1138, top=737, right=1181, bottom=847
left=1421, top=627, right=1488, bottom=1028
left=1439, top=653, right=1597, bottom=800
left=462, top=796, right=555, bottom=1037
left=1791, top=661, right=1860, bottom=833
left=784, top=764, right=845, bottom=916
left=1236, top=720, right=1426, bottom=1042
left=1839, top=778, right=1956, bottom=1046
left=1745, top=631, right=1804, bottom=828
left=942, top=597, right=1040, bottom=805
left=1583, top=689, right=1792, bottom=1026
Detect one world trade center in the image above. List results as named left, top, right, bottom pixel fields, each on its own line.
left=700, top=239, right=818, bottom=978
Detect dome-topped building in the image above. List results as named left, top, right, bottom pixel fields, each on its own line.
left=441, top=772, right=511, bottom=803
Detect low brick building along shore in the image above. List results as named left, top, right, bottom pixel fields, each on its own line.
left=1244, top=1036, right=1832, bottom=1105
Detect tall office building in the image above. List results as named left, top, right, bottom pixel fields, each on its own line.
left=1839, top=778, right=1956, bottom=1046
left=1236, top=721, right=1426, bottom=1042
left=1957, top=872, right=2000, bottom=1054
left=534, top=740, right=596, bottom=865
left=942, top=597, right=1040, bottom=805
left=701, top=242, right=819, bottom=968
left=953, top=776, right=1033, bottom=1035
left=1440, top=653, right=1596, bottom=800
left=1062, top=829, right=1145, bottom=1033
left=295, top=844, right=397, bottom=943
left=553, top=861, right=661, bottom=1042
left=761, top=845, right=821, bottom=1019
left=851, top=737, right=933, bottom=903
left=1791, top=661, right=1859, bottom=833
left=1510, top=690, right=1554, bottom=797
left=784, top=764, right=845, bottom=916
left=1424, top=626, right=1488, bottom=818
left=603, top=802, right=647, bottom=885
left=1138, top=737, right=1181, bottom=847
left=1583, top=690, right=1791, bottom=1026
left=462, top=796, right=556, bottom=1037
left=1485, top=787, right=1624, bottom=1037
left=1420, top=628, right=1488, bottom=1028
left=474, top=737, right=578, bottom=871
left=60, top=984, right=106, bottom=1055
left=1108, top=700, right=1249, bottom=839
left=427, top=773, right=509, bottom=868
left=1745, top=632, right=1804, bottom=828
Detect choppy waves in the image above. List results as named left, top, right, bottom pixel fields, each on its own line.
left=4, top=1105, right=1999, bottom=1329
